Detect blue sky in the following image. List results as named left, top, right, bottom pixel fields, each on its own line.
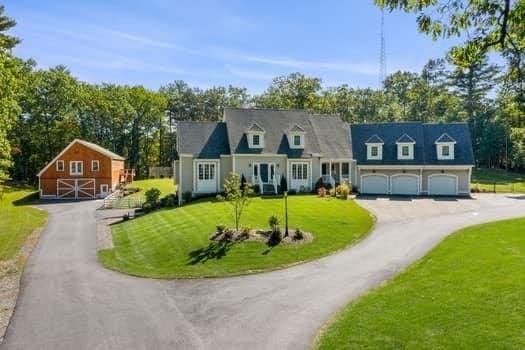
left=5, top=0, right=457, bottom=93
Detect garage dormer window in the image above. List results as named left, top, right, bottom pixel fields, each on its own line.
left=396, top=134, right=415, bottom=160
left=246, top=123, right=265, bottom=149
left=435, top=133, right=456, bottom=160
left=365, top=134, right=384, bottom=160
left=287, top=124, right=305, bottom=149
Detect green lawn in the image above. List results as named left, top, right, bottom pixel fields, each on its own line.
left=126, top=178, right=176, bottom=199
left=314, top=217, right=525, bottom=350
left=472, top=168, right=525, bottom=193
left=0, top=185, right=47, bottom=261
left=99, top=195, right=373, bottom=278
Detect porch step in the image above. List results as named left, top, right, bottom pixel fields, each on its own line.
left=262, top=184, right=276, bottom=195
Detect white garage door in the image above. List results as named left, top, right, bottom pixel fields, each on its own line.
left=361, top=174, right=388, bottom=194
left=429, top=175, right=458, bottom=196
left=391, top=175, right=419, bottom=195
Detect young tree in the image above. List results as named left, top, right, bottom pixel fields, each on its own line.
left=219, top=172, right=254, bottom=231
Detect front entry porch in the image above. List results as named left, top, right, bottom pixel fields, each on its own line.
left=251, top=163, right=280, bottom=194
left=321, top=161, right=351, bottom=187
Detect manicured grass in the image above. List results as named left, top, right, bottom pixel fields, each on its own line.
left=314, top=217, right=525, bottom=350
left=99, top=195, right=373, bottom=278
left=472, top=168, right=525, bottom=193
left=126, top=178, right=176, bottom=199
left=0, top=185, right=47, bottom=261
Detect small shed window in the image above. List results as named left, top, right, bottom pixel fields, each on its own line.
left=56, top=160, right=64, bottom=171
left=92, top=160, right=100, bottom=172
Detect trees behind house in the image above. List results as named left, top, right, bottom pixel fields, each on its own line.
left=1, top=3, right=524, bottom=189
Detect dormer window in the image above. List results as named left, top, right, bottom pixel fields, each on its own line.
left=365, top=134, right=384, bottom=160
left=396, top=134, right=415, bottom=160
left=435, top=133, right=456, bottom=160
left=287, top=124, right=305, bottom=149
left=246, top=123, right=265, bottom=149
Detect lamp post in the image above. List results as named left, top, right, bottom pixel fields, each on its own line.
left=284, top=191, right=289, bottom=237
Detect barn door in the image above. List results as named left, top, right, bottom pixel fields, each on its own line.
left=57, top=179, right=95, bottom=199
left=57, top=179, right=76, bottom=198
left=77, top=179, right=95, bottom=199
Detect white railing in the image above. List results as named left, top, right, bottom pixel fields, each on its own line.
left=251, top=175, right=264, bottom=191
left=273, top=173, right=280, bottom=194
left=322, top=175, right=336, bottom=188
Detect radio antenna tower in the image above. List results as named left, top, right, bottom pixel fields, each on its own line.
left=379, top=9, right=387, bottom=87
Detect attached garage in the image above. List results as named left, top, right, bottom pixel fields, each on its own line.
left=428, top=174, right=458, bottom=196
left=361, top=174, right=388, bottom=194
left=390, top=174, right=419, bottom=195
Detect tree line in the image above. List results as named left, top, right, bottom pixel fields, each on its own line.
left=0, top=2, right=524, bottom=189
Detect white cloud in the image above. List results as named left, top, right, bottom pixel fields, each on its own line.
left=106, top=30, right=199, bottom=54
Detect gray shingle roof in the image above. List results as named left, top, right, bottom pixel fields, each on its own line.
left=396, top=133, right=416, bottom=143
left=247, top=122, right=265, bottom=132
left=176, top=122, right=230, bottom=158
left=350, top=122, right=474, bottom=166
left=224, top=108, right=351, bottom=159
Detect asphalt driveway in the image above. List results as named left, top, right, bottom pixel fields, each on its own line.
left=2, top=194, right=525, bottom=350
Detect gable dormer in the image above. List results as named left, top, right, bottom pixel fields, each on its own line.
left=396, top=133, right=416, bottom=160
left=365, top=134, right=384, bottom=160
left=287, top=124, right=305, bottom=149
left=435, top=133, right=456, bottom=160
left=246, top=123, right=265, bottom=149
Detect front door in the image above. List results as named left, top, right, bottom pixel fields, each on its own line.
left=260, top=164, right=269, bottom=183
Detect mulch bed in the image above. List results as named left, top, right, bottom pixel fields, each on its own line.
left=210, top=228, right=313, bottom=245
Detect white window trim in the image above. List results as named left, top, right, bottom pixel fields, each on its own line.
left=288, top=132, right=305, bottom=149
left=92, top=160, right=100, bottom=172
left=56, top=160, right=64, bottom=171
left=100, top=184, right=109, bottom=194
left=366, top=143, right=383, bottom=160
left=70, top=161, right=83, bottom=176
left=247, top=132, right=265, bottom=149
left=436, top=142, right=455, bottom=160
left=397, top=142, right=415, bottom=160
left=193, top=159, right=221, bottom=194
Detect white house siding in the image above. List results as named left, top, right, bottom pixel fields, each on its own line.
left=179, top=156, right=194, bottom=195
left=311, top=158, right=321, bottom=188
left=220, top=156, right=232, bottom=191
left=422, top=169, right=470, bottom=195
left=173, top=160, right=179, bottom=187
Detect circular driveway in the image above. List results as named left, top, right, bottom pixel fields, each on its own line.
left=3, top=195, right=525, bottom=350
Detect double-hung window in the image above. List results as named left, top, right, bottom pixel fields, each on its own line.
left=70, top=161, right=83, bottom=176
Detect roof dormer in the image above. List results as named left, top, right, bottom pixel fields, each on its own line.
left=246, top=123, right=265, bottom=149
left=287, top=124, right=305, bottom=149
left=435, top=133, right=456, bottom=160
left=396, top=133, right=415, bottom=160
left=365, top=134, right=384, bottom=160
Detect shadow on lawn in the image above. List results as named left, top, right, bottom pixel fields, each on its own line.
left=187, top=241, right=236, bottom=265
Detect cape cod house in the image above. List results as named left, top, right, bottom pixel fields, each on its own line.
left=174, top=108, right=474, bottom=204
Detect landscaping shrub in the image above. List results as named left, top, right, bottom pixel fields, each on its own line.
left=294, top=228, right=304, bottom=240
left=216, top=224, right=226, bottom=234
left=270, top=228, right=282, bottom=243
left=240, top=174, right=247, bottom=189
left=340, top=182, right=350, bottom=199
left=223, top=229, right=234, bottom=241
left=122, top=213, right=130, bottom=221
left=315, top=177, right=325, bottom=190
left=317, top=187, right=327, bottom=197
left=145, top=187, right=161, bottom=206
left=268, top=215, right=280, bottom=232
left=182, top=191, right=192, bottom=203
left=329, top=188, right=336, bottom=197
left=160, top=194, right=177, bottom=208
left=280, top=176, right=288, bottom=193
left=240, top=226, right=251, bottom=239
left=288, top=189, right=297, bottom=195
left=142, top=202, right=153, bottom=213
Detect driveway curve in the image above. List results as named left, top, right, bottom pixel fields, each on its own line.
left=2, top=195, right=525, bottom=350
